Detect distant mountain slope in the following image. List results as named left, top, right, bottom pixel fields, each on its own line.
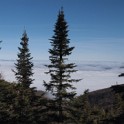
left=87, top=84, right=124, bottom=123
left=89, top=86, right=115, bottom=109
left=88, top=84, right=124, bottom=109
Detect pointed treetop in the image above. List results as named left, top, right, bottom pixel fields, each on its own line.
left=23, top=29, right=27, bottom=37
left=59, top=6, right=64, bottom=15
left=21, top=29, right=28, bottom=43
left=61, top=6, right=64, bottom=12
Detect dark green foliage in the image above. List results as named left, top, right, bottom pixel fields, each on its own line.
left=70, top=90, right=91, bottom=124
left=0, top=80, right=15, bottom=123
left=69, top=85, right=124, bottom=124
left=0, top=79, right=48, bottom=124
left=0, top=81, right=124, bottom=123
left=44, top=8, right=81, bottom=123
left=10, top=85, right=47, bottom=124
left=13, top=31, right=34, bottom=88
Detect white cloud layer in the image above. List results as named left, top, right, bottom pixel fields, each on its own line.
left=0, top=60, right=124, bottom=95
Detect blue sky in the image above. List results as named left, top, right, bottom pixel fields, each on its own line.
left=0, top=0, right=124, bottom=61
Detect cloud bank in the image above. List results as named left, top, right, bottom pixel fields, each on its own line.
left=0, top=60, right=124, bottom=95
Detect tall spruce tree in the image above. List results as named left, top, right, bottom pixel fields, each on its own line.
left=44, top=8, right=81, bottom=123
left=13, top=31, right=34, bottom=88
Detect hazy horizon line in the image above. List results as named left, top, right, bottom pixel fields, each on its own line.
left=0, top=59, right=124, bottom=63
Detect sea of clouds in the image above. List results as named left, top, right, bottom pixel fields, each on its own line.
left=0, top=60, right=124, bottom=95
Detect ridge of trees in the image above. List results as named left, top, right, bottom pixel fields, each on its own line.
left=0, top=79, right=124, bottom=123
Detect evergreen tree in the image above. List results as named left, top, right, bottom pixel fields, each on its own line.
left=44, top=8, right=81, bottom=123
left=0, top=40, right=3, bottom=79
left=0, top=79, right=48, bottom=124
left=70, top=90, right=91, bottom=124
left=13, top=31, right=34, bottom=88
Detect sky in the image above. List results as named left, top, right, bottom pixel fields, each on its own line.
left=0, top=0, right=124, bottom=62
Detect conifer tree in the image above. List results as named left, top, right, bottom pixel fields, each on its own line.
left=13, top=31, right=34, bottom=88
left=0, top=40, right=2, bottom=78
left=44, top=8, right=81, bottom=123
